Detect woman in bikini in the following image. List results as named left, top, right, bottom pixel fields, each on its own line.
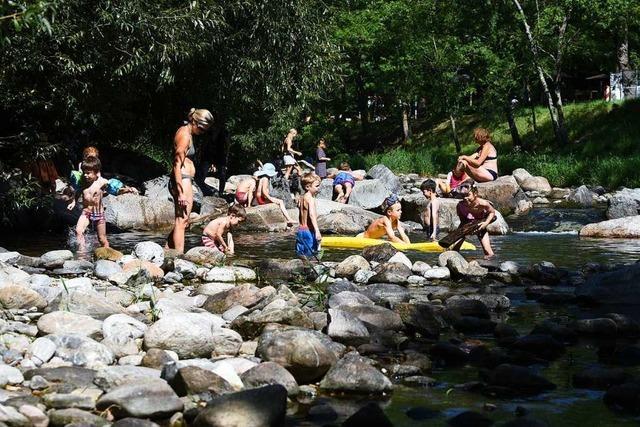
left=167, top=108, right=214, bottom=253
left=457, top=127, right=498, bottom=182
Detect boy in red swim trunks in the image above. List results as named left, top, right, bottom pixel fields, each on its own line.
left=202, top=204, right=246, bottom=255
left=74, top=156, right=110, bottom=250
left=234, top=177, right=256, bottom=207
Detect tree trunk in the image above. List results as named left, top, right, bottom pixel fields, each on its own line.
left=512, top=0, right=568, bottom=146
left=401, top=101, right=412, bottom=143
left=525, top=81, right=538, bottom=144
left=617, top=20, right=632, bottom=97
left=449, top=114, right=461, bottom=154
left=505, top=100, right=522, bottom=149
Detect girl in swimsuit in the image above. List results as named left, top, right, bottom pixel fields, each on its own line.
left=457, top=128, right=499, bottom=182
left=167, top=108, right=214, bottom=253
left=282, top=128, right=302, bottom=180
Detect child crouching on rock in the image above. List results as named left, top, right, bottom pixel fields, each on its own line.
left=358, top=194, right=410, bottom=244
left=296, top=173, right=322, bottom=257
left=202, top=204, right=247, bottom=255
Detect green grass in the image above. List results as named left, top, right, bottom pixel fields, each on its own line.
left=348, top=99, right=640, bottom=189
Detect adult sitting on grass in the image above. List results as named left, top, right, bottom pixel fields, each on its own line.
left=457, top=127, right=499, bottom=182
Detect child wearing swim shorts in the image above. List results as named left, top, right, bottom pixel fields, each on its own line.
left=333, top=162, right=356, bottom=203
left=74, top=156, right=110, bottom=250
left=202, top=204, right=246, bottom=255
left=296, top=173, right=322, bottom=257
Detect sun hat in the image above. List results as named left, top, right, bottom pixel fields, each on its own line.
left=254, top=163, right=278, bottom=177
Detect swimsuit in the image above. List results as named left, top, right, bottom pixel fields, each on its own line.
left=333, top=172, right=354, bottom=187
left=235, top=191, right=248, bottom=206
left=202, top=235, right=224, bottom=252
left=256, top=195, right=268, bottom=205
left=475, top=146, right=498, bottom=181
left=457, top=201, right=489, bottom=238
left=296, top=226, right=318, bottom=257
left=83, top=210, right=106, bottom=224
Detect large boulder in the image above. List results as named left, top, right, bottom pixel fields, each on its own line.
left=367, top=164, right=402, bottom=194
left=96, top=380, right=183, bottom=419
left=239, top=204, right=298, bottom=232
left=37, top=311, right=102, bottom=338
left=347, top=179, right=389, bottom=210
left=103, top=194, right=174, bottom=231
left=607, top=188, right=640, bottom=219
left=143, top=175, right=203, bottom=206
left=256, top=329, right=338, bottom=383
left=327, top=309, right=370, bottom=346
left=576, top=263, right=640, bottom=305
left=579, top=215, right=640, bottom=238
left=319, top=354, right=392, bottom=394
left=316, top=200, right=381, bottom=234
left=476, top=176, right=530, bottom=215
left=568, top=185, right=598, bottom=207
left=143, top=313, right=235, bottom=358
left=513, top=169, right=552, bottom=194
left=480, top=364, right=556, bottom=396
left=240, top=362, right=299, bottom=396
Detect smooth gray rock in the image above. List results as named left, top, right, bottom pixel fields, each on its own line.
left=94, top=260, right=123, bottom=280
left=193, top=385, right=287, bottom=427
left=183, top=246, right=225, bottom=266
left=0, top=365, right=23, bottom=387
left=335, top=255, right=370, bottom=279
left=27, top=337, right=57, bottom=365
left=47, top=334, right=114, bottom=369
left=40, top=250, right=74, bottom=269
left=367, top=164, right=402, bottom=194
left=49, top=408, right=109, bottom=426
left=340, top=305, right=404, bottom=331
left=174, top=258, right=197, bottom=278
left=328, top=291, right=374, bottom=309
left=369, top=262, right=412, bottom=284
left=348, top=179, right=389, bottom=210
left=327, top=309, right=370, bottom=346
left=94, top=365, right=162, bottom=390
left=240, top=362, right=299, bottom=396
left=362, top=283, right=410, bottom=305
left=96, top=380, right=183, bottom=418
left=319, top=354, right=392, bottom=393
left=37, top=311, right=102, bottom=338
left=607, top=188, right=640, bottom=219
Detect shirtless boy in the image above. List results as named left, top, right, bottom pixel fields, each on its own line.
left=421, top=179, right=439, bottom=241
left=296, top=173, right=322, bottom=257
left=455, top=186, right=496, bottom=258
left=359, top=194, right=410, bottom=244
left=202, top=204, right=247, bottom=255
left=74, top=156, right=110, bottom=250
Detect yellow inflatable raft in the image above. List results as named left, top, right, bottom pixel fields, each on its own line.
left=322, top=236, right=476, bottom=252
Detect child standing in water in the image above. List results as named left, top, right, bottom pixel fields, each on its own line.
left=421, top=179, right=440, bottom=241
left=296, top=173, right=322, bottom=257
left=455, top=186, right=496, bottom=258
left=202, top=204, right=246, bottom=255
left=359, top=194, right=410, bottom=244
left=74, top=156, right=110, bottom=250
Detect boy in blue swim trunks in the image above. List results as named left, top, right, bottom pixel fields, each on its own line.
left=296, top=172, right=322, bottom=257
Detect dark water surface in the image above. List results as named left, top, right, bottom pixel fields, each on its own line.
left=2, top=215, right=640, bottom=426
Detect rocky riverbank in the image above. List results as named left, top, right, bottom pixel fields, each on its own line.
left=0, top=241, right=638, bottom=426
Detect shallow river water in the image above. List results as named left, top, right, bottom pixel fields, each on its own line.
left=1, top=209, right=640, bottom=426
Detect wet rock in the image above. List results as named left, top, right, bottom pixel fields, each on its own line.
left=406, top=406, right=440, bottom=421
left=327, top=309, right=370, bottom=346
left=603, top=381, right=640, bottom=413
left=47, top=334, right=114, bottom=368
left=103, top=193, right=174, bottom=231
left=438, top=251, right=488, bottom=277
left=46, top=291, right=122, bottom=320
left=256, top=329, right=337, bottom=383
left=451, top=316, right=497, bottom=334
left=607, top=188, right=640, bottom=219
left=319, top=354, right=392, bottom=394
left=368, top=164, right=402, bottom=194
left=499, top=261, right=519, bottom=275
left=342, top=402, right=393, bottom=427
left=340, top=304, right=403, bottom=331
left=574, top=318, right=618, bottom=336
left=183, top=246, right=225, bottom=266
left=256, top=258, right=306, bottom=280
left=580, top=215, right=640, bottom=238
left=240, top=362, right=299, bottom=396
left=530, top=321, right=577, bottom=345
left=328, top=291, right=374, bottom=308
left=37, top=311, right=102, bottom=338
left=572, top=366, right=630, bottom=390
left=94, top=260, right=123, bottom=280
left=394, top=303, right=441, bottom=338
left=193, top=384, right=287, bottom=427
left=510, top=334, right=564, bottom=360
left=0, top=262, right=30, bottom=285
left=96, top=380, right=183, bottom=419
left=361, top=243, right=397, bottom=263
left=143, top=313, right=230, bottom=358
left=448, top=410, right=493, bottom=427
left=0, top=285, right=47, bottom=309
left=446, top=296, right=491, bottom=319
left=481, top=364, right=556, bottom=396
left=231, top=307, right=313, bottom=339
left=170, top=366, right=234, bottom=396
left=430, top=342, right=468, bottom=366
left=348, top=179, right=389, bottom=210
left=95, top=247, right=124, bottom=261
left=40, top=250, right=74, bottom=269
left=369, top=262, right=412, bottom=284
left=335, top=255, right=370, bottom=279
left=49, top=408, right=109, bottom=426
left=362, top=283, right=410, bottom=305
left=575, top=263, right=640, bottom=305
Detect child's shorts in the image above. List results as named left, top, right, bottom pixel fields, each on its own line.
left=333, top=172, right=354, bottom=187
left=296, top=226, right=318, bottom=257
left=283, top=155, right=297, bottom=166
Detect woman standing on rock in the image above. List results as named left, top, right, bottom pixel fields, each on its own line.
left=167, top=108, right=214, bottom=253
left=458, top=128, right=499, bottom=182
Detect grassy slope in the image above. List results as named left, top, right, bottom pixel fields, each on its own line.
left=355, top=99, right=640, bottom=189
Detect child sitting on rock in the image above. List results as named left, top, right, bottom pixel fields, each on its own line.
left=439, top=161, right=473, bottom=198
left=202, top=204, right=247, bottom=255
left=296, top=172, right=322, bottom=257
left=234, top=176, right=256, bottom=207
left=332, top=162, right=365, bottom=203
left=253, top=163, right=295, bottom=226
left=358, top=194, right=410, bottom=244
left=421, top=179, right=440, bottom=241
left=73, top=156, right=110, bottom=250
